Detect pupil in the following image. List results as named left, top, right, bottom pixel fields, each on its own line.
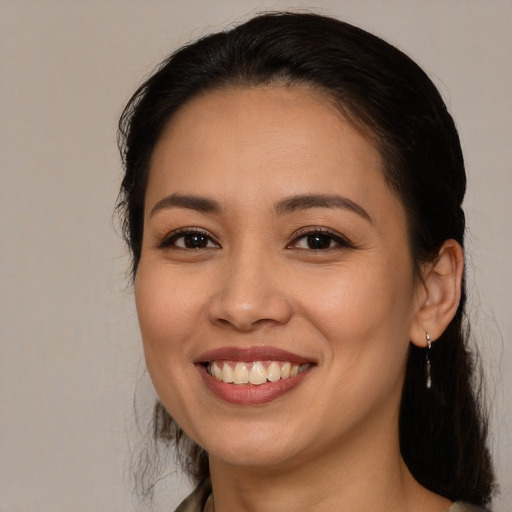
left=307, top=234, right=331, bottom=249
left=185, top=234, right=207, bottom=249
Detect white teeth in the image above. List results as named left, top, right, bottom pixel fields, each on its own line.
left=249, top=362, right=267, bottom=385
left=280, top=362, right=291, bottom=379
left=211, top=361, right=223, bottom=380
left=233, top=362, right=249, bottom=384
left=267, top=361, right=281, bottom=382
left=207, top=360, right=310, bottom=385
left=222, top=364, right=234, bottom=383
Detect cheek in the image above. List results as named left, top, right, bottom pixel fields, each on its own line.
left=134, top=265, right=204, bottom=364
left=300, top=264, right=415, bottom=417
left=297, top=258, right=415, bottom=361
left=134, top=264, right=209, bottom=436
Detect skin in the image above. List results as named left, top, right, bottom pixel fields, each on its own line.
left=135, top=85, right=458, bottom=512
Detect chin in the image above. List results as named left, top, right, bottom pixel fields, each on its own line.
left=210, top=443, right=301, bottom=470
left=195, top=420, right=307, bottom=469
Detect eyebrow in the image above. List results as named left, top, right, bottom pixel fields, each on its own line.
left=274, top=194, right=372, bottom=222
left=149, top=193, right=222, bottom=217
left=149, top=192, right=371, bottom=223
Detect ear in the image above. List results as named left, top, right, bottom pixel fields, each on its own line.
left=410, top=239, right=464, bottom=347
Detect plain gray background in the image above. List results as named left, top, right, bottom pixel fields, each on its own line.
left=1, top=1, right=510, bottom=511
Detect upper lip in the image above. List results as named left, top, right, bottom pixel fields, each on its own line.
left=194, top=345, right=314, bottom=365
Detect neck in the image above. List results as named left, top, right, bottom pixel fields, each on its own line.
left=207, top=417, right=450, bottom=512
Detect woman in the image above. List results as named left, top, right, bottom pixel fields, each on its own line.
left=117, top=12, right=494, bottom=512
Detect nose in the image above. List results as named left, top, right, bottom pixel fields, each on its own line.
left=207, top=252, right=293, bottom=332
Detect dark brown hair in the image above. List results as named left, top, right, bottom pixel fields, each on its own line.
left=117, top=12, right=494, bottom=506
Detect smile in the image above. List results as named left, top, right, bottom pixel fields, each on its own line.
left=207, top=360, right=311, bottom=385
left=195, top=346, right=315, bottom=405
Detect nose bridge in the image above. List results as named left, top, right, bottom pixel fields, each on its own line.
left=208, top=242, right=292, bottom=331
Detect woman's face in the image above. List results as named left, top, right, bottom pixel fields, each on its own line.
left=135, top=85, right=422, bottom=470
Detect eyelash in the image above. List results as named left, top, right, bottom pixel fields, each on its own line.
left=288, top=227, right=354, bottom=251
left=157, top=228, right=220, bottom=250
left=157, top=226, right=354, bottom=252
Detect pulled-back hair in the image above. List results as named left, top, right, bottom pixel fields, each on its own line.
left=117, top=12, right=494, bottom=506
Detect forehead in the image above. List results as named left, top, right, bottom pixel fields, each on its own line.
left=147, top=85, right=396, bottom=223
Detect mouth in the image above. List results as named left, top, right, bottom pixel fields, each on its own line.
left=205, top=360, right=311, bottom=385
left=194, top=346, right=315, bottom=405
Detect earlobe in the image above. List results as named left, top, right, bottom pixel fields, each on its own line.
left=410, top=239, right=464, bottom=347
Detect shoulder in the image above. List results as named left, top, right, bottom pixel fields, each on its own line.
left=173, top=478, right=212, bottom=512
left=447, top=502, right=491, bottom=512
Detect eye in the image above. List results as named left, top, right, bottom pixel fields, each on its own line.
left=289, top=228, right=353, bottom=251
left=159, top=229, right=220, bottom=250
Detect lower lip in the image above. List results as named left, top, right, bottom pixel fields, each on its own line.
left=196, top=364, right=311, bottom=405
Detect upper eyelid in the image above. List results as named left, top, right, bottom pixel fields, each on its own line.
left=290, top=226, right=353, bottom=242
left=292, top=226, right=336, bottom=237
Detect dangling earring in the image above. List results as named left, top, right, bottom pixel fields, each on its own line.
left=425, top=332, right=432, bottom=389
